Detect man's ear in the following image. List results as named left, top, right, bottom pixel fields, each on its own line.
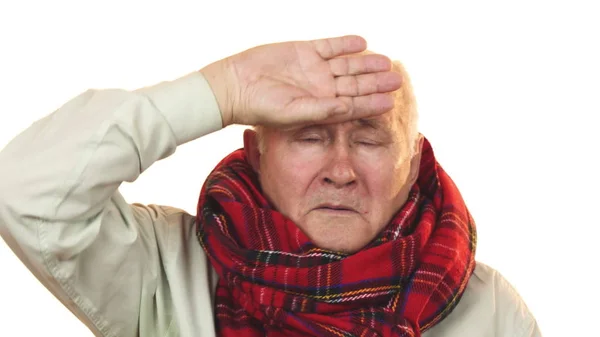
left=407, top=134, right=425, bottom=185
left=243, top=129, right=261, bottom=174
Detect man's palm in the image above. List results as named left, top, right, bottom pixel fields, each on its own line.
left=207, top=35, right=402, bottom=127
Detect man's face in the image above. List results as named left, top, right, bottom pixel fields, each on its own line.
left=247, top=111, right=420, bottom=253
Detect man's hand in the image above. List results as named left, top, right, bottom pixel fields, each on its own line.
left=200, top=35, right=402, bottom=127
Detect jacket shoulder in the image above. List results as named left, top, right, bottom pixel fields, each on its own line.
left=423, top=262, right=541, bottom=337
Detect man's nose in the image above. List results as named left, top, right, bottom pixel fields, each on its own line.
left=321, top=144, right=357, bottom=188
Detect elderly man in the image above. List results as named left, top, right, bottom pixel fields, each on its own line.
left=0, top=35, right=540, bottom=337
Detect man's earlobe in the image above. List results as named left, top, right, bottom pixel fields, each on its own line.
left=243, top=129, right=261, bottom=173
left=408, top=135, right=425, bottom=184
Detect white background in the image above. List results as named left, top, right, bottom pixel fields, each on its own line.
left=1, top=1, right=599, bottom=336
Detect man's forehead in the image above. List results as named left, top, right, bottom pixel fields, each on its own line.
left=353, top=117, right=391, bottom=130
left=271, top=111, right=402, bottom=136
left=283, top=114, right=394, bottom=131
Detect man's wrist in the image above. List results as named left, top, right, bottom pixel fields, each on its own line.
left=200, top=60, right=234, bottom=127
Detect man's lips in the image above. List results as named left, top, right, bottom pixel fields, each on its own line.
left=314, top=204, right=357, bottom=213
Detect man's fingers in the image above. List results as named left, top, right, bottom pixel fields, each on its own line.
left=329, top=54, right=392, bottom=76
left=284, top=97, right=347, bottom=124
left=282, top=93, right=395, bottom=125
left=334, top=94, right=396, bottom=120
left=311, top=35, right=367, bottom=59
left=335, top=72, right=402, bottom=97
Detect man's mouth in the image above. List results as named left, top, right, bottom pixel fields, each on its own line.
left=315, top=204, right=357, bottom=213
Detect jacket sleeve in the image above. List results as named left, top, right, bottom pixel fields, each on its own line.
left=0, top=72, right=223, bottom=337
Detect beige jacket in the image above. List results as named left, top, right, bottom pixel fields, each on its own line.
left=0, top=72, right=541, bottom=337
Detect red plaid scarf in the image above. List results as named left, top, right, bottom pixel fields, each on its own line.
left=196, top=137, right=476, bottom=337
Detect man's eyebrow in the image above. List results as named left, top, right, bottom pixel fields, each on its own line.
left=355, top=118, right=387, bottom=130
left=283, top=119, right=391, bottom=133
left=285, top=124, right=325, bottom=133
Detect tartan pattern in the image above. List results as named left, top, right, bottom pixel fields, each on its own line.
left=196, top=137, right=476, bottom=337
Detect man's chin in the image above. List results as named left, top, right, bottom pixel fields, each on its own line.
left=300, top=217, right=374, bottom=254
left=311, top=237, right=368, bottom=254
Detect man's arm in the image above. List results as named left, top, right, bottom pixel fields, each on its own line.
left=0, top=35, right=401, bottom=336
left=0, top=72, right=223, bottom=337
